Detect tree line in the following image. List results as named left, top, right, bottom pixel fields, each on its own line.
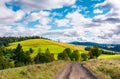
left=0, top=43, right=102, bottom=70
left=0, top=36, right=50, bottom=46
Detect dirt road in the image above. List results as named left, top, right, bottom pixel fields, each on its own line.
left=53, top=63, right=98, bottom=79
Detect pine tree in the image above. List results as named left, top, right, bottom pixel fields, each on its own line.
left=45, top=48, right=50, bottom=54
left=14, top=44, right=25, bottom=67
left=29, top=48, right=34, bottom=53
left=0, top=51, right=8, bottom=69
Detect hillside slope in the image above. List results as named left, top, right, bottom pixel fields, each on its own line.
left=0, top=61, right=67, bottom=79
left=8, top=39, right=86, bottom=57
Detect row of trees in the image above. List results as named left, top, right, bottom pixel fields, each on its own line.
left=85, top=46, right=117, bottom=55
left=0, top=43, right=101, bottom=70
left=57, top=46, right=101, bottom=61
left=0, top=36, right=50, bottom=46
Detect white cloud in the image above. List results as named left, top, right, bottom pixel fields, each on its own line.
left=8, top=0, right=76, bottom=11
left=94, top=9, right=103, bottom=14
left=95, top=0, right=120, bottom=16
left=25, top=11, right=50, bottom=25
left=55, top=19, right=70, bottom=27
left=66, top=11, right=92, bottom=26
left=0, top=2, right=25, bottom=24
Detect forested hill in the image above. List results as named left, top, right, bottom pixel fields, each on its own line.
left=0, top=36, right=49, bottom=46
left=70, top=41, right=120, bottom=52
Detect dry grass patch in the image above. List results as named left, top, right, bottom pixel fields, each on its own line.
left=82, top=58, right=120, bottom=79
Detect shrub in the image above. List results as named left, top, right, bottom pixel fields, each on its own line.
left=29, top=48, right=34, bottom=53
left=85, top=46, right=91, bottom=51
left=81, top=53, right=88, bottom=61
left=57, top=51, right=69, bottom=60
left=71, top=50, right=80, bottom=61
left=88, top=46, right=101, bottom=59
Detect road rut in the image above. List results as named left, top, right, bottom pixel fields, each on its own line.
left=53, top=63, right=98, bottom=79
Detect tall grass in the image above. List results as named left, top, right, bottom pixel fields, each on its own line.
left=0, top=61, right=67, bottom=79
left=82, top=58, right=120, bottom=79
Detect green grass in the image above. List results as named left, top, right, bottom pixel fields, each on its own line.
left=0, top=61, right=68, bottom=79
left=82, top=58, right=120, bottom=79
left=99, top=54, right=120, bottom=59
left=7, top=39, right=86, bottom=58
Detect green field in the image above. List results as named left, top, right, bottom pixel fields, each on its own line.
left=7, top=39, right=86, bottom=58
left=99, top=54, right=120, bottom=59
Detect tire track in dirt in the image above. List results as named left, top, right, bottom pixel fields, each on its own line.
left=53, top=62, right=98, bottom=79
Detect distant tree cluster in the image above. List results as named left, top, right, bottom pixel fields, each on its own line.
left=57, top=48, right=80, bottom=61
left=99, top=45, right=120, bottom=52
left=85, top=46, right=116, bottom=55
left=57, top=46, right=102, bottom=61
left=101, top=50, right=116, bottom=55
left=0, top=36, right=50, bottom=46
left=34, top=48, right=55, bottom=64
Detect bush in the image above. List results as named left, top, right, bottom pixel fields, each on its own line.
left=29, top=48, right=34, bottom=53
left=71, top=50, right=80, bottom=61
left=34, top=49, right=55, bottom=64
left=15, top=61, right=25, bottom=67
left=81, top=53, right=88, bottom=61
left=85, top=46, right=91, bottom=51
left=88, top=46, right=101, bottom=59
left=0, top=51, right=9, bottom=69
left=57, top=51, right=69, bottom=60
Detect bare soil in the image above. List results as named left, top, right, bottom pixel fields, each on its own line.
left=53, top=62, right=98, bottom=79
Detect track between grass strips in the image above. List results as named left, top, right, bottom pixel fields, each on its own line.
left=53, top=62, right=98, bottom=79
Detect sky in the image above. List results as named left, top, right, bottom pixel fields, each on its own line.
left=0, top=0, right=120, bottom=44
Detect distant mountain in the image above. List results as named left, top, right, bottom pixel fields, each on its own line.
left=69, top=41, right=120, bottom=52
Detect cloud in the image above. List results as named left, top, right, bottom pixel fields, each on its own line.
left=0, top=0, right=120, bottom=44
left=0, top=1, right=25, bottom=24
left=8, top=0, right=76, bottom=11
left=25, top=11, right=51, bottom=25
left=94, top=9, right=103, bottom=14
left=66, top=11, right=92, bottom=26
left=95, top=0, right=120, bottom=17
left=55, top=19, right=70, bottom=27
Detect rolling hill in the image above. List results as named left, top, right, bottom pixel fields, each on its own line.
left=7, top=39, right=86, bottom=58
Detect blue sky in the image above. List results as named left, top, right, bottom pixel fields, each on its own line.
left=0, top=0, right=120, bottom=44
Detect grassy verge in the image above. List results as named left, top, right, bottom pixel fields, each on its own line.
left=0, top=61, right=67, bottom=79
left=82, top=58, right=120, bottom=79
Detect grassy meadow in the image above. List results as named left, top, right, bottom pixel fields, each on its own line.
left=7, top=39, right=86, bottom=58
